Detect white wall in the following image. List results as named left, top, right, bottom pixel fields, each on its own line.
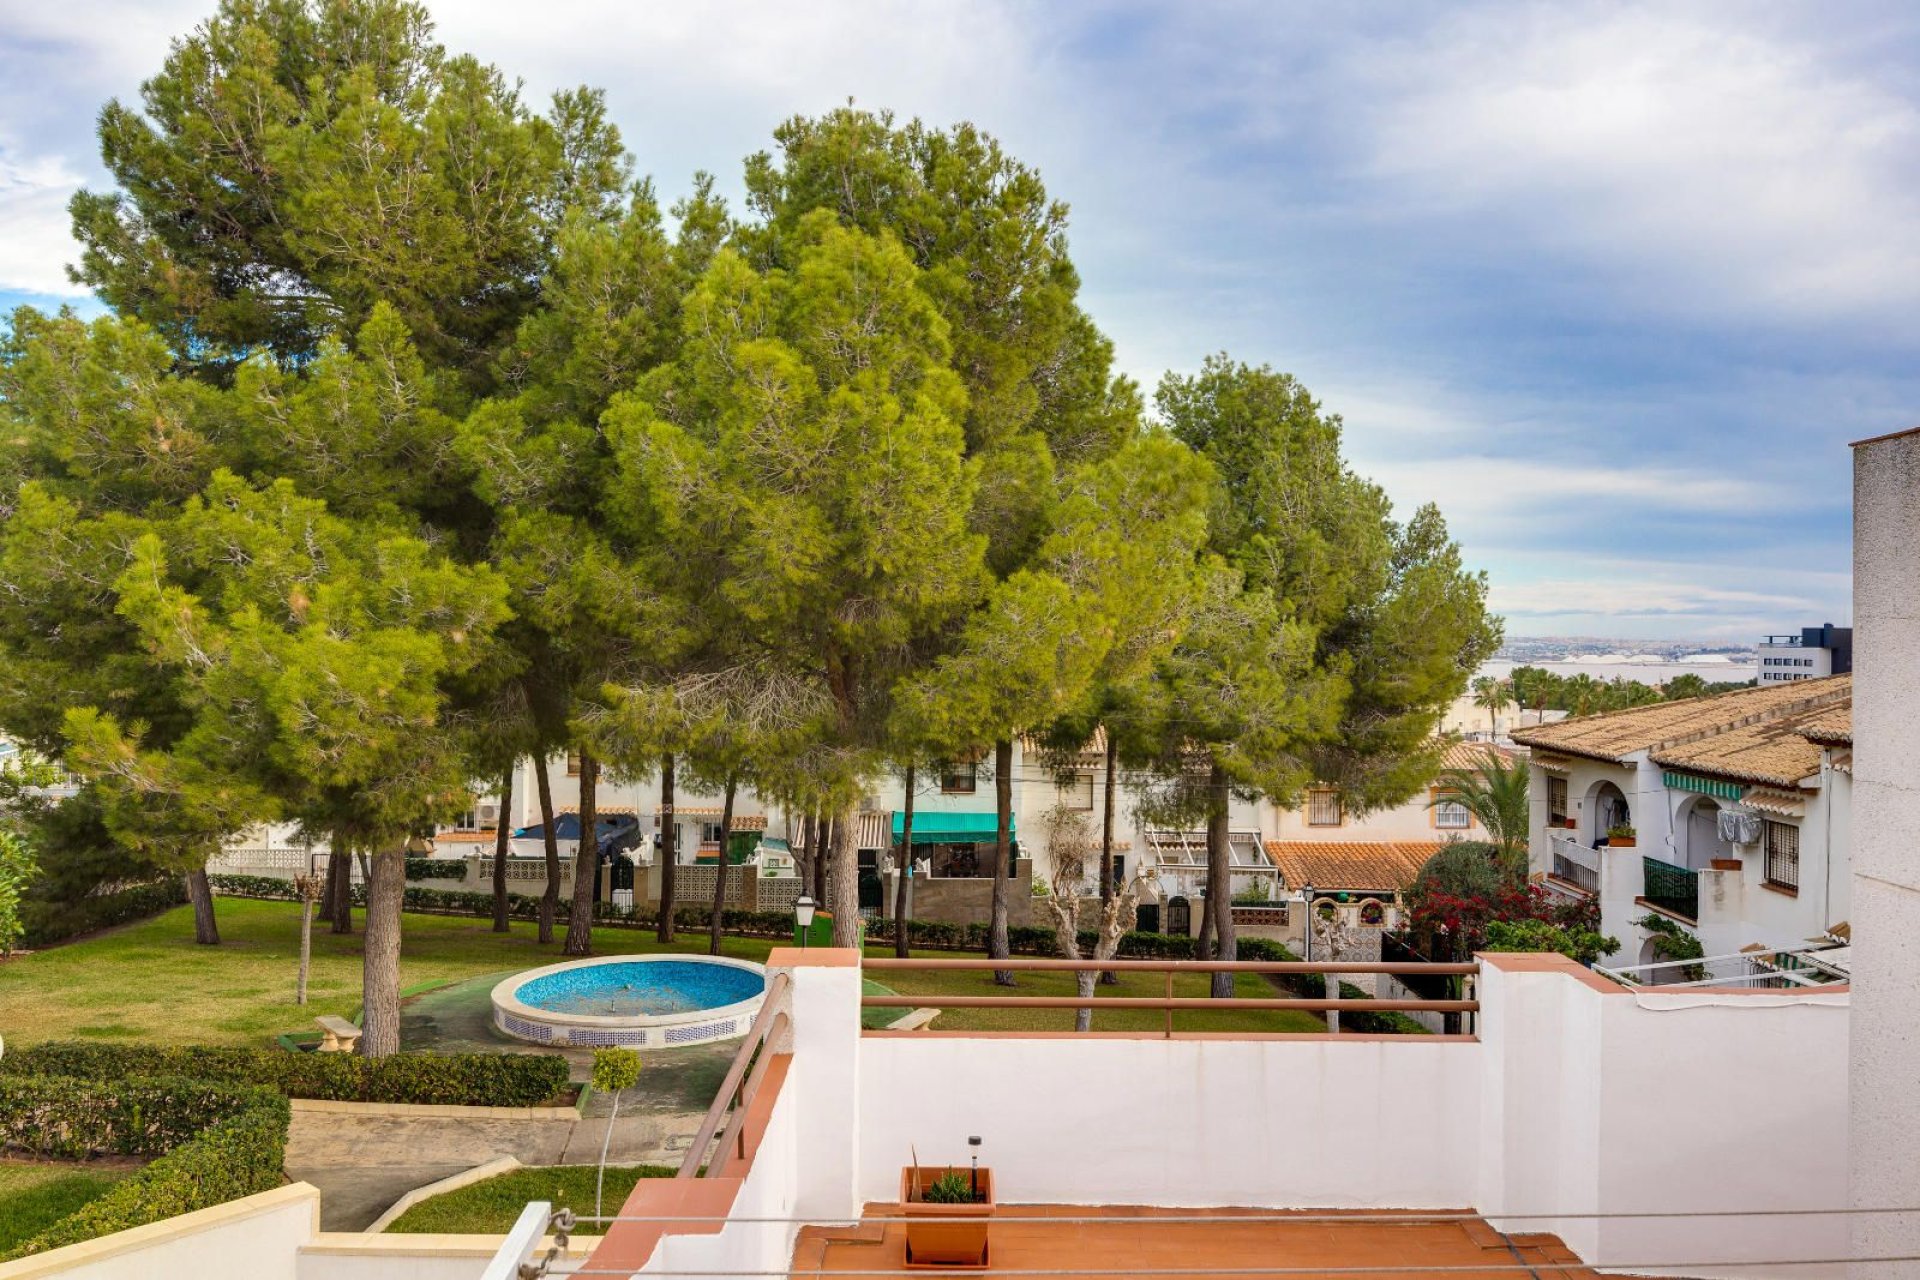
left=0, top=1186, right=316, bottom=1280
left=636, top=1083, right=802, bottom=1279
left=859, top=1036, right=1484, bottom=1209
left=1849, top=428, right=1920, bottom=1275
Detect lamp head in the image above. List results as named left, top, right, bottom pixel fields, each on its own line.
left=794, top=894, right=816, bottom=928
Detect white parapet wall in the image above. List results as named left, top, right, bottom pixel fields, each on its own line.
left=762, top=952, right=1848, bottom=1280
left=0, top=1184, right=319, bottom=1280
left=860, top=1034, right=1484, bottom=1209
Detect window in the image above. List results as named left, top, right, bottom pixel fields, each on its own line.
left=1307, top=787, right=1343, bottom=827
left=940, top=759, right=978, bottom=794
left=566, top=751, right=582, bottom=776
left=1548, top=775, right=1569, bottom=824
left=1764, top=821, right=1800, bottom=891
left=1432, top=790, right=1471, bottom=830
left=1058, top=771, right=1095, bottom=811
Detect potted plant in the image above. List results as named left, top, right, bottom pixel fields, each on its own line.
left=1607, top=824, right=1637, bottom=848
left=1564, top=817, right=1579, bottom=830
left=902, top=1145, right=993, bottom=1267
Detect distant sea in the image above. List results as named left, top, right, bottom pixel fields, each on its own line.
left=1480, top=656, right=1757, bottom=684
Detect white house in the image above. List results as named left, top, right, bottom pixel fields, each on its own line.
left=1511, top=676, right=1851, bottom=968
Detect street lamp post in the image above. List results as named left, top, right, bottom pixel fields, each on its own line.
left=1299, top=882, right=1315, bottom=963
left=794, top=894, right=817, bottom=950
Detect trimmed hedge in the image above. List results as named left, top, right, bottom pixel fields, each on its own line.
left=405, top=857, right=468, bottom=882
left=21, top=878, right=189, bottom=949
left=1, top=1043, right=572, bottom=1109
left=0, top=1074, right=289, bottom=1261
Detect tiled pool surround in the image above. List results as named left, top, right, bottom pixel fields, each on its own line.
left=491, top=954, right=768, bottom=1048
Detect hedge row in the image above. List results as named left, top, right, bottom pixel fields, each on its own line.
left=0, top=1074, right=280, bottom=1160
left=1, top=1043, right=573, bottom=1109
left=405, top=857, right=468, bottom=881
left=0, top=1074, right=289, bottom=1261
left=21, top=878, right=189, bottom=949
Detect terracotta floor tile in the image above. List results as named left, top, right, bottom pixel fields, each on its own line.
left=797, top=1206, right=1590, bottom=1280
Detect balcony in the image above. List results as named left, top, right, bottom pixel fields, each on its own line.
left=1547, top=832, right=1600, bottom=895
left=1641, top=855, right=1699, bottom=921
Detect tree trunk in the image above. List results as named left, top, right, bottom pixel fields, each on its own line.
left=564, top=750, right=600, bottom=956
left=360, top=845, right=406, bottom=1057
left=491, top=766, right=514, bottom=933
left=1195, top=884, right=1214, bottom=959
left=1206, top=760, right=1235, bottom=999
left=813, top=814, right=830, bottom=905
left=709, top=777, right=736, bottom=956
left=1100, top=733, right=1118, bottom=985
left=1075, top=969, right=1098, bottom=1034
left=657, top=754, right=677, bottom=943
left=186, top=866, right=220, bottom=945
left=296, top=898, right=313, bottom=1005
left=534, top=753, right=559, bottom=945
left=894, top=765, right=914, bottom=958
left=796, top=813, right=815, bottom=898
left=990, top=738, right=1014, bottom=985
left=327, top=836, right=353, bottom=934
left=829, top=803, right=860, bottom=948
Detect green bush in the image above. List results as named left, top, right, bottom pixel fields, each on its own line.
left=2, top=1078, right=289, bottom=1260
left=20, top=878, right=188, bottom=949
left=0, top=1043, right=571, bottom=1109
left=0, top=1074, right=282, bottom=1159
left=405, top=857, right=468, bottom=882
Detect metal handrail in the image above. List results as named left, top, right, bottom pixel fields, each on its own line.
left=859, top=957, right=1480, bottom=1036
left=863, top=958, right=1478, bottom=974
left=677, top=970, right=792, bottom=1178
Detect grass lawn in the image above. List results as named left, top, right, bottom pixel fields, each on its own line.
left=0, top=1161, right=138, bottom=1255
left=384, top=1164, right=674, bottom=1233
left=0, top=898, right=1319, bottom=1048
left=0, top=898, right=783, bottom=1048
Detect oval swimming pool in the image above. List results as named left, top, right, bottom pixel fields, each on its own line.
left=491, top=954, right=767, bottom=1048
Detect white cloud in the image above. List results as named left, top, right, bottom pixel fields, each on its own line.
left=1354, top=7, right=1920, bottom=327
left=0, top=148, right=87, bottom=296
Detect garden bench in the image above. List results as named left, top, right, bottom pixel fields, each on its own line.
left=315, top=1015, right=363, bottom=1053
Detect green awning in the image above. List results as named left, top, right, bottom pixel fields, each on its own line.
left=1662, top=771, right=1744, bottom=801
left=890, top=810, right=1014, bottom=845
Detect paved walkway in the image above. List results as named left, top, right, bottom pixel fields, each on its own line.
left=289, top=973, right=733, bottom=1230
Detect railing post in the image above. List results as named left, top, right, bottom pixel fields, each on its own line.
left=1326, top=969, right=1340, bottom=1034
left=1164, top=968, right=1173, bottom=1039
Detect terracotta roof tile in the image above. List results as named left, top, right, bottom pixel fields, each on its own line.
left=1649, top=697, right=1847, bottom=788
left=1798, top=706, right=1852, bottom=745
left=1261, top=840, right=1446, bottom=894
left=1439, top=740, right=1517, bottom=771
left=1509, top=675, right=1849, bottom=764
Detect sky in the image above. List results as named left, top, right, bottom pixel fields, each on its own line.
left=2, top=0, right=1914, bottom=643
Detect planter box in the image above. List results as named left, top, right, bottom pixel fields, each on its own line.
left=1710, top=858, right=1743, bottom=871
left=902, top=1166, right=993, bottom=1267
left=1608, top=837, right=1637, bottom=848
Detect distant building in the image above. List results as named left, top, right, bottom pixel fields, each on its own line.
left=1758, top=622, right=1852, bottom=683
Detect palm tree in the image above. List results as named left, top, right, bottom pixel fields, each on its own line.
left=1431, top=750, right=1531, bottom=867
left=1471, top=676, right=1515, bottom=739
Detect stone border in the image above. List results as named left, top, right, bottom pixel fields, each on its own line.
left=365, top=1155, right=522, bottom=1233
left=290, top=1097, right=582, bottom=1121
left=491, top=953, right=767, bottom=1048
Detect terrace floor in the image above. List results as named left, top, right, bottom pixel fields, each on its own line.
left=792, top=1205, right=1599, bottom=1280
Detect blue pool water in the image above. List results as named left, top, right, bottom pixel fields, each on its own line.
left=514, top=961, right=765, bottom=1017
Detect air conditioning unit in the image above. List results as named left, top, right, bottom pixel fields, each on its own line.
left=475, top=801, right=501, bottom=827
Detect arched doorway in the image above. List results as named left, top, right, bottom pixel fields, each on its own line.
left=1587, top=780, right=1631, bottom=845
left=1681, top=796, right=1731, bottom=871
left=1166, top=896, right=1191, bottom=936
